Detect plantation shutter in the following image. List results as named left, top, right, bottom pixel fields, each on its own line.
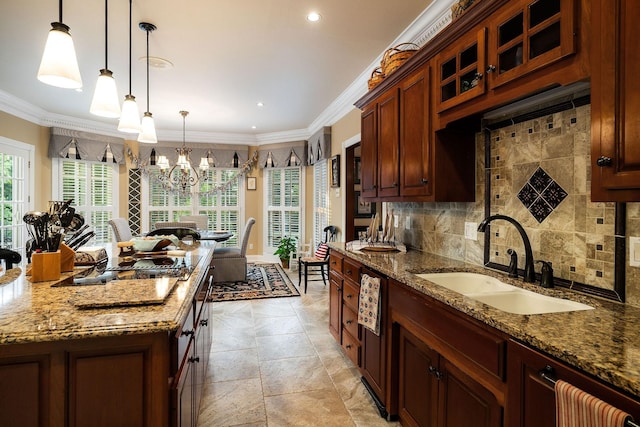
left=313, top=160, right=330, bottom=247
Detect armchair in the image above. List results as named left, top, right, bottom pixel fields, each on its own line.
left=298, top=225, right=337, bottom=293
left=211, top=217, right=256, bottom=283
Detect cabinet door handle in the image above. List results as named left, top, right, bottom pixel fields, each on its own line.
left=337, top=286, right=342, bottom=292
left=200, top=319, right=208, bottom=327
left=346, top=269, right=352, bottom=275
left=428, top=365, right=442, bottom=380
left=421, top=178, right=428, bottom=184
left=474, top=72, right=483, bottom=80
left=486, top=65, right=496, bottom=73
left=345, top=344, right=352, bottom=350
left=346, top=294, right=353, bottom=299
left=346, top=320, right=353, bottom=325
left=597, top=156, right=612, bottom=167
left=188, top=356, right=200, bottom=363
left=181, top=329, right=194, bottom=337
left=393, top=182, right=398, bottom=187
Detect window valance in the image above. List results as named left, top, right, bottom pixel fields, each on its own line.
left=137, top=142, right=249, bottom=168
left=48, top=127, right=126, bottom=164
left=257, top=140, right=307, bottom=168
left=307, top=127, right=331, bottom=165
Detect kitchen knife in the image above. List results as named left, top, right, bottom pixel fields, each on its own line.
left=70, top=231, right=95, bottom=250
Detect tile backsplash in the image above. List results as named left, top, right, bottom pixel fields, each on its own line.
left=388, top=103, right=640, bottom=307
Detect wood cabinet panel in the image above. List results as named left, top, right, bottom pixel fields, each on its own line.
left=342, top=304, right=360, bottom=340
left=400, top=66, right=432, bottom=197
left=342, top=329, right=360, bottom=367
left=360, top=104, right=378, bottom=199
left=377, top=88, right=401, bottom=198
left=591, top=0, right=640, bottom=200
left=329, top=274, right=343, bottom=342
left=68, top=348, right=147, bottom=427
left=343, top=258, right=361, bottom=285
left=329, top=252, right=343, bottom=274
left=0, top=358, right=49, bottom=427
left=342, top=279, right=360, bottom=313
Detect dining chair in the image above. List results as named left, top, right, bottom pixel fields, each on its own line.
left=180, top=215, right=209, bottom=230
left=211, top=217, right=256, bottom=283
left=109, top=218, right=134, bottom=242
left=298, top=225, right=338, bottom=293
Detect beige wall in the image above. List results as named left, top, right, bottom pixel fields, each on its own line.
left=0, top=111, right=51, bottom=209
left=245, top=146, right=263, bottom=255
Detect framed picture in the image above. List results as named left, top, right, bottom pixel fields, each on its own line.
left=330, top=155, right=340, bottom=188
left=354, top=157, right=361, bottom=185
left=246, top=176, right=257, bottom=191
left=355, top=191, right=376, bottom=218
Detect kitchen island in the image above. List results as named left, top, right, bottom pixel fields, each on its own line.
left=328, top=242, right=640, bottom=425
left=0, top=242, right=214, bottom=427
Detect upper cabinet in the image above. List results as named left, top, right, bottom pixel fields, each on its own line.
left=486, top=0, right=576, bottom=89
left=435, top=28, right=487, bottom=113
left=590, top=0, right=640, bottom=201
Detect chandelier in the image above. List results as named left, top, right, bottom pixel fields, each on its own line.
left=154, top=111, right=211, bottom=193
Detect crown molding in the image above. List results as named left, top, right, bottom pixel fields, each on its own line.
left=1, top=0, right=454, bottom=146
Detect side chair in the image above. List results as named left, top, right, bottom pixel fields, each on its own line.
left=298, top=225, right=337, bottom=293
left=109, top=218, right=134, bottom=242
left=211, top=217, right=256, bottom=283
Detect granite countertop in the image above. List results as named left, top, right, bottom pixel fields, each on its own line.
left=0, top=243, right=214, bottom=346
left=329, top=242, right=640, bottom=399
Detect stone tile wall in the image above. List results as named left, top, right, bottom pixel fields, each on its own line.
left=388, top=104, right=640, bottom=306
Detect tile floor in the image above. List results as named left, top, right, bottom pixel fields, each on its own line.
left=196, top=256, right=400, bottom=426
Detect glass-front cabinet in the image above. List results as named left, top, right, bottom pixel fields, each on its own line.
left=435, top=28, right=487, bottom=112
left=487, top=0, right=576, bottom=88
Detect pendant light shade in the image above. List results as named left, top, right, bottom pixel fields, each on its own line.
left=138, top=112, right=157, bottom=143
left=37, top=1, right=82, bottom=90
left=118, top=0, right=141, bottom=133
left=90, top=69, right=120, bottom=117
left=91, top=0, right=120, bottom=117
left=137, top=22, right=157, bottom=143
left=118, top=95, right=141, bottom=132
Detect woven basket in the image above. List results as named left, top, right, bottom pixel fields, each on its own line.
left=451, top=0, right=475, bottom=20
left=381, top=43, right=419, bottom=76
left=368, top=67, right=385, bottom=90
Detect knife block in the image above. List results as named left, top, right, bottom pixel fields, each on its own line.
left=31, top=251, right=61, bottom=282
left=60, top=243, right=75, bottom=272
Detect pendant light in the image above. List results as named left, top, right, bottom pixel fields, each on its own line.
left=37, top=0, right=82, bottom=89
left=118, top=0, right=141, bottom=133
left=90, top=0, right=120, bottom=117
left=137, top=22, right=157, bottom=144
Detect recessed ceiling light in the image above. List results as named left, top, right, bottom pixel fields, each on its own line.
left=251, top=125, right=257, bottom=129
left=257, top=102, right=264, bottom=107
left=306, top=12, right=321, bottom=22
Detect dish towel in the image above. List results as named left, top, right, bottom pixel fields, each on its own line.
left=555, top=379, right=633, bottom=427
left=358, top=273, right=381, bottom=336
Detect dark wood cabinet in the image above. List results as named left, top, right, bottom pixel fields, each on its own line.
left=0, top=356, right=50, bottom=427
left=360, top=103, right=378, bottom=199
left=360, top=268, right=387, bottom=406
left=400, top=66, right=432, bottom=198
left=388, top=278, right=506, bottom=426
left=377, top=88, right=401, bottom=198
left=486, top=0, right=576, bottom=89
left=172, top=274, right=213, bottom=427
left=329, top=252, right=344, bottom=342
left=507, top=339, right=640, bottom=427
left=590, top=0, right=640, bottom=201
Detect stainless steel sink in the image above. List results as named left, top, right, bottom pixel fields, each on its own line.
left=415, top=272, right=594, bottom=315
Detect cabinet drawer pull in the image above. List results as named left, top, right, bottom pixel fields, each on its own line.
left=597, top=156, right=612, bottom=167
left=346, top=320, right=353, bottom=325
left=346, top=344, right=352, bottom=350
left=181, top=329, right=194, bottom=337
left=346, top=269, right=352, bottom=275
left=331, top=261, right=336, bottom=265
left=346, top=294, right=353, bottom=299
left=393, top=182, right=398, bottom=187
left=486, top=64, right=496, bottom=73
left=200, top=319, right=208, bottom=327
left=421, top=178, right=428, bottom=184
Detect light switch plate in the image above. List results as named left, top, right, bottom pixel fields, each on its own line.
left=464, top=222, right=478, bottom=240
left=405, top=216, right=411, bottom=230
left=630, top=237, right=640, bottom=267
left=394, top=215, right=399, bottom=228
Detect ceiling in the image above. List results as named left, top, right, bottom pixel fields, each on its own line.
left=0, top=0, right=435, bottom=144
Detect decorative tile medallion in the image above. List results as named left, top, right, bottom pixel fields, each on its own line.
left=517, top=167, right=567, bottom=223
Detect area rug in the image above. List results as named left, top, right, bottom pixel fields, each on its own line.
left=206, top=263, right=300, bottom=302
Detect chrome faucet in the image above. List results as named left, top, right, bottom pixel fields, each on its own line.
left=477, top=214, right=536, bottom=283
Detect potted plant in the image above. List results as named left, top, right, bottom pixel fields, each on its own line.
left=274, top=236, right=297, bottom=269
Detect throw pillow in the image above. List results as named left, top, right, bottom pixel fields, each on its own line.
left=314, top=243, right=329, bottom=259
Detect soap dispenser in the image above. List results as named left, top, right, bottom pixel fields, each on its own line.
left=536, top=261, right=554, bottom=288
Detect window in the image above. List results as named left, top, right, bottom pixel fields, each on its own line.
left=0, top=138, right=33, bottom=254
left=313, top=160, right=330, bottom=246
left=54, top=158, right=118, bottom=243
left=265, top=167, right=302, bottom=251
left=142, top=168, right=242, bottom=246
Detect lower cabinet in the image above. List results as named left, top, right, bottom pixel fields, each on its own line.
left=172, top=273, right=213, bottom=427
left=507, top=339, right=640, bottom=427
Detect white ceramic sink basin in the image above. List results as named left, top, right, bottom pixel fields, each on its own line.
left=415, top=272, right=594, bottom=315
